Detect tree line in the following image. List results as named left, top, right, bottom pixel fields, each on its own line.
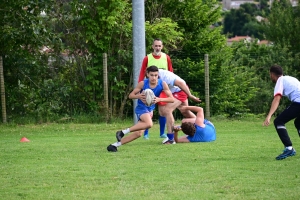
left=0, top=0, right=299, bottom=123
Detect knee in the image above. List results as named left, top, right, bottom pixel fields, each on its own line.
left=147, top=121, right=153, bottom=129
left=135, top=130, right=144, bottom=137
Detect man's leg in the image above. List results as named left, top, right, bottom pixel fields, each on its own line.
left=158, top=105, right=167, bottom=138
left=177, top=99, right=196, bottom=118
left=161, top=99, right=181, bottom=143
left=273, top=103, right=300, bottom=159
left=107, top=113, right=153, bottom=151
left=294, top=116, right=300, bottom=137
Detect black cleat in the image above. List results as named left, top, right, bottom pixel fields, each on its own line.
left=275, top=148, right=296, bottom=160
left=116, top=131, right=124, bottom=142
left=107, top=144, right=118, bottom=152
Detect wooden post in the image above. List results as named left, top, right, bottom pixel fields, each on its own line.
left=204, top=54, right=210, bottom=119
left=103, top=53, right=110, bottom=122
left=0, top=56, right=7, bottom=123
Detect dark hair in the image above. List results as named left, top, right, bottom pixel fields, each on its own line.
left=153, top=38, right=163, bottom=44
left=181, top=122, right=196, bottom=137
left=147, top=65, right=159, bottom=73
left=270, top=65, right=283, bottom=76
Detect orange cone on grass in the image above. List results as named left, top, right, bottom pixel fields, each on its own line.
left=20, top=137, right=30, bottom=142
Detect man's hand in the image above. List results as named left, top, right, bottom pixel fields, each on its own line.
left=138, top=92, right=147, bottom=104
left=189, top=95, right=201, bottom=103
left=263, top=116, right=271, bottom=126
left=173, top=126, right=181, bottom=132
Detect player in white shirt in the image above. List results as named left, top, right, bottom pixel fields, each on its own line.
left=263, top=65, right=300, bottom=160
left=158, top=69, right=201, bottom=144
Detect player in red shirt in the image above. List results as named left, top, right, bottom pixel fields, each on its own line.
left=138, top=38, right=173, bottom=139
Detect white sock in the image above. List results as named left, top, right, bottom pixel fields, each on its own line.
left=286, top=146, right=293, bottom=150
left=112, top=142, right=122, bottom=147
left=122, top=128, right=130, bottom=134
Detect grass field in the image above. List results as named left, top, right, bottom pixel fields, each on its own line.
left=1, top=118, right=300, bottom=200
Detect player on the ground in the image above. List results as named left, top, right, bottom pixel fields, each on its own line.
left=138, top=38, right=173, bottom=139
left=107, top=66, right=174, bottom=152
left=263, top=65, right=300, bottom=160
left=171, top=106, right=216, bottom=143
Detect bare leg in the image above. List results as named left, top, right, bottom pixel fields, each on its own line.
left=161, top=99, right=182, bottom=133
left=121, top=113, right=153, bottom=145
left=177, top=99, right=196, bottom=118
left=121, top=130, right=144, bottom=145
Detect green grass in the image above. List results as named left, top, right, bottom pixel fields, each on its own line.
left=1, top=118, right=300, bottom=200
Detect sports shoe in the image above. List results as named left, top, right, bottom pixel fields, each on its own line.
left=162, top=138, right=176, bottom=144
left=107, top=144, right=118, bottom=152
left=275, top=148, right=296, bottom=160
left=160, top=133, right=167, bottom=138
left=116, top=131, right=124, bottom=142
left=143, top=135, right=149, bottom=140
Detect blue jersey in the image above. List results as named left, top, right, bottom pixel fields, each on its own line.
left=187, top=120, right=216, bottom=142
left=135, top=79, right=164, bottom=115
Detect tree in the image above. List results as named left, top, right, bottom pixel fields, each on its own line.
left=0, top=0, right=54, bottom=122
left=263, top=0, right=300, bottom=55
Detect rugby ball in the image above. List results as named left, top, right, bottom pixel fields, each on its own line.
left=144, top=89, right=155, bottom=106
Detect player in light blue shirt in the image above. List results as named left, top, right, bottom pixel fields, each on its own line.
left=263, top=65, right=300, bottom=160
left=171, top=106, right=216, bottom=143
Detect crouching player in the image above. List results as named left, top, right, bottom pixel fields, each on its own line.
left=106, top=66, right=174, bottom=152
left=172, top=106, right=216, bottom=143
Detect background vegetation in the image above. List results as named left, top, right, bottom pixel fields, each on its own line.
left=1, top=0, right=300, bottom=123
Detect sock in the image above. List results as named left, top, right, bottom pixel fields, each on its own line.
left=159, top=116, right=166, bottom=136
left=286, top=146, right=293, bottom=150
left=144, top=129, right=149, bottom=136
left=122, top=128, right=130, bottom=134
left=112, top=142, right=122, bottom=147
left=167, top=133, right=174, bottom=140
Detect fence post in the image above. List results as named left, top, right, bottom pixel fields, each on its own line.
left=0, top=56, right=7, bottom=123
left=204, top=54, right=210, bottom=119
left=103, top=53, right=110, bottom=123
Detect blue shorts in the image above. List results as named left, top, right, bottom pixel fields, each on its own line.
left=135, top=104, right=154, bottom=121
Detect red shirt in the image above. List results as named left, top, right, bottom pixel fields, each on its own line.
left=138, top=53, right=173, bottom=82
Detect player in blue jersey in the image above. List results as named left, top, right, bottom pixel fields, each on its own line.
left=263, top=65, right=300, bottom=160
left=170, top=106, right=216, bottom=143
left=107, top=66, right=174, bottom=152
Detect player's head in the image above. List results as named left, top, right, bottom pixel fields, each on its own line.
left=269, top=65, right=283, bottom=83
left=152, top=38, right=163, bottom=56
left=181, top=122, right=196, bottom=137
left=146, top=66, right=159, bottom=83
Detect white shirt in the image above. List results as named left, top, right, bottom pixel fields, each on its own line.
left=274, top=76, right=300, bottom=102
left=158, top=69, right=185, bottom=93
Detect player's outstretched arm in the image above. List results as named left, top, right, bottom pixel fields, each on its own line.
left=174, top=79, right=201, bottom=103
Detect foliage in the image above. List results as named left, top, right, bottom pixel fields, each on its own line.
left=263, top=0, right=300, bottom=55
left=223, top=3, right=264, bottom=39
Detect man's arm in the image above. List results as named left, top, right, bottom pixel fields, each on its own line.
left=166, top=55, right=173, bottom=72
left=173, top=126, right=190, bottom=143
left=181, top=106, right=205, bottom=127
left=129, top=81, right=145, bottom=101
left=263, top=95, right=281, bottom=126
left=174, top=79, right=201, bottom=103
left=155, top=81, right=174, bottom=104
left=138, top=57, right=148, bottom=82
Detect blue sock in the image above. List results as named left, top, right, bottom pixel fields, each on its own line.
left=167, top=133, right=174, bottom=140
left=159, top=116, right=166, bottom=136
left=144, top=129, right=149, bottom=136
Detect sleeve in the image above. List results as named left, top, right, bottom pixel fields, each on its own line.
left=167, top=55, right=173, bottom=72
left=274, top=77, right=283, bottom=97
left=138, top=56, right=148, bottom=82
